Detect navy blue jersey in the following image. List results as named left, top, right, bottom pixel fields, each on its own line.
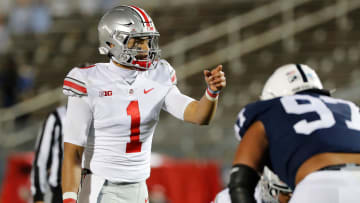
left=234, top=92, right=360, bottom=189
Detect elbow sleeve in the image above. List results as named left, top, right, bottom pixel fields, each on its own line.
left=228, top=164, right=260, bottom=203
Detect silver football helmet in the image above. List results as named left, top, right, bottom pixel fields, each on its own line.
left=98, top=5, right=161, bottom=70
left=260, top=167, right=292, bottom=203
left=260, top=64, right=323, bottom=100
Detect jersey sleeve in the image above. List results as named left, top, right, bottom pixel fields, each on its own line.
left=159, top=59, right=177, bottom=85
left=234, top=100, right=274, bottom=140
left=234, top=108, right=245, bottom=141
left=63, top=67, right=88, bottom=97
left=162, top=86, right=195, bottom=120
left=168, top=63, right=177, bottom=85
left=63, top=96, right=92, bottom=146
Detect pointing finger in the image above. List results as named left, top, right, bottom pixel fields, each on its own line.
left=211, top=65, right=223, bottom=75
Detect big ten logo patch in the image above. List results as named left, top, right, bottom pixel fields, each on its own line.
left=99, top=90, right=112, bottom=97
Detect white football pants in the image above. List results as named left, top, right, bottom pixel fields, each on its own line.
left=289, top=170, right=360, bottom=203
left=78, top=173, right=148, bottom=203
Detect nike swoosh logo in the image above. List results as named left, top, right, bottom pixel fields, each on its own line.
left=144, top=88, right=154, bottom=94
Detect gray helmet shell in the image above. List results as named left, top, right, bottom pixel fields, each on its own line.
left=98, top=5, right=161, bottom=70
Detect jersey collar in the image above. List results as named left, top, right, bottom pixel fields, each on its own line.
left=109, top=60, right=138, bottom=85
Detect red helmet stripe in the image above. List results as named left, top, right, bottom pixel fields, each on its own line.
left=129, top=5, right=152, bottom=28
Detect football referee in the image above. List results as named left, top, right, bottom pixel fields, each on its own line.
left=31, top=105, right=66, bottom=203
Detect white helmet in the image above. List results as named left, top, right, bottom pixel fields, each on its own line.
left=98, top=5, right=161, bottom=70
left=260, top=167, right=292, bottom=203
left=260, top=64, right=323, bottom=100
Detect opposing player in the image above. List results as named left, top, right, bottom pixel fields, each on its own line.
left=213, top=115, right=292, bottom=203
left=213, top=167, right=291, bottom=203
left=228, top=64, right=360, bottom=203
left=61, top=5, right=226, bottom=203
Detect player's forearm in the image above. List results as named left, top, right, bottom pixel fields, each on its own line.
left=61, top=143, right=83, bottom=194
left=62, top=161, right=81, bottom=193
left=184, top=94, right=218, bottom=125
left=200, top=97, right=218, bottom=125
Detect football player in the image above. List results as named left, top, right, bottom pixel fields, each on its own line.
left=228, top=64, right=360, bottom=203
left=61, top=5, right=226, bottom=203
left=213, top=168, right=291, bottom=203
left=213, top=119, right=292, bottom=203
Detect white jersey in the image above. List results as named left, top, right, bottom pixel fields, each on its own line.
left=63, top=60, right=194, bottom=182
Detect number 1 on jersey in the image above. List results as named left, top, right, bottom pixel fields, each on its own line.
left=126, top=100, right=142, bottom=153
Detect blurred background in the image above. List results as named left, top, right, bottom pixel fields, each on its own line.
left=0, top=0, right=360, bottom=202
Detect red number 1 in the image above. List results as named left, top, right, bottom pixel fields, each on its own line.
left=126, top=101, right=142, bottom=153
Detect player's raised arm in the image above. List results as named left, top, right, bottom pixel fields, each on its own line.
left=184, top=64, right=226, bottom=125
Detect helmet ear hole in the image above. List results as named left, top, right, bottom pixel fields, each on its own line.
left=123, top=36, right=129, bottom=45
left=106, top=42, right=113, bottom=48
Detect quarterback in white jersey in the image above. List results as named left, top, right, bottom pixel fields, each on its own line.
left=61, top=5, right=226, bottom=203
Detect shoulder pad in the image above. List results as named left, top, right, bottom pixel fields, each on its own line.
left=159, top=59, right=177, bottom=85
left=143, top=59, right=177, bottom=85
left=63, top=67, right=88, bottom=97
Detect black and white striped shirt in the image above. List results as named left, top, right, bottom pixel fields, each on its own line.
left=31, top=106, right=66, bottom=202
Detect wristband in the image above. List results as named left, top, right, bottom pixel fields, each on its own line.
left=207, top=86, right=220, bottom=95
left=63, top=192, right=77, bottom=203
left=205, top=87, right=219, bottom=101
left=63, top=199, right=76, bottom=203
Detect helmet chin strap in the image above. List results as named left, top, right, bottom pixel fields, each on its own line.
left=111, top=56, right=122, bottom=65
left=111, top=56, right=134, bottom=69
